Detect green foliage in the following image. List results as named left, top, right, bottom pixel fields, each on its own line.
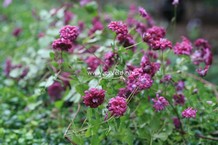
left=1, top=0, right=218, bottom=145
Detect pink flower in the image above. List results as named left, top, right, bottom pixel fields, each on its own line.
left=88, top=17, right=104, bottom=36
left=3, top=0, right=12, bottom=7
left=108, top=96, right=127, bottom=117
left=64, top=11, right=74, bottom=25
left=4, top=58, right=12, bottom=77
left=202, top=48, right=212, bottom=65
left=12, top=27, right=22, bottom=37
left=182, top=107, right=197, bottom=118
left=38, top=32, right=45, bottom=38
left=143, top=26, right=166, bottom=43
left=160, top=74, right=172, bottom=83
left=103, top=52, right=117, bottom=72
left=85, top=56, right=101, bottom=72
left=176, top=80, right=185, bottom=93
left=52, top=38, right=72, bottom=52
left=174, top=36, right=193, bottom=55
left=173, top=94, right=185, bottom=105
left=138, top=7, right=149, bottom=19
left=150, top=38, right=172, bottom=50
left=196, top=65, right=210, bottom=77
left=143, top=26, right=170, bottom=50
left=127, top=67, right=153, bottom=91
left=117, top=33, right=136, bottom=50
left=20, top=67, right=29, bottom=79
left=194, top=38, right=211, bottom=49
left=48, top=81, right=64, bottom=101
left=152, top=96, right=169, bottom=111
left=136, top=22, right=147, bottom=36
left=78, top=21, right=85, bottom=32
left=172, top=117, right=181, bottom=129
left=191, top=50, right=204, bottom=65
left=138, top=7, right=154, bottom=26
left=172, top=0, right=179, bottom=5
left=59, top=25, right=79, bottom=41
left=108, top=21, right=128, bottom=36
left=83, top=88, right=105, bottom=108
left=80, top=0, right=91, bottom=6
left=140, top=55, right=160, bottom=77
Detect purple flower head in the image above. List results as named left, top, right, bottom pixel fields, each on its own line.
left=160, top=74, right=172, bottom=83
left=191, top=50, right=204, bottom=65
left=174, top=36, right=193, bottom=55
left=138, top=7, right=154, bottom=26
left=143, top=26, right=166, bottom=43
left=83, top=88, right=105, bottom=108
left=38, top=32, right=45, bottom=38
left=3, top=0, right=12, bottom=7
left=196, top=65, right=209, bottom=77
left=4, top=58, right=12, bottom=77
left=176, top=80, right=185, bottom=93
left=172, top=117, right=181, bottom=129
left=59, top=25, right=79, bottom=42
left=173, top=94, right=185, bottom=105
left=182, top=107, right=197, bottom=118
left=150, top=38, right=172, bottom=50
left=172, top=0, right=179, bottom=5
left=140, top=55, right=160, bottom=77
left=194, top=38, right=211, bottom=49
left=108, top=96, right=127, bottom=117
left=136, top=22, right=147, bottom=36
left=78, top=21, right=85, bottom=32
left=20, top=67, right=29, bottom=79
left=103, top=52, right=117, bottom=72
left=85, top=56, right=101, bottom=72
left=80, top=0, right=91, bottom=6
left=48, top=81, right=64, bottom=101
left=126, top=17, right=137, bottom=27
left=108, top=21, right=128, bottom=36
left=88, top=17, right=104, bottom=36
left=138, top=7, right=149, bottom=19
left=203, top=48, right=212, bottom=65
left=152, top=95, right=169, bottom=111
left=117, top=33, right=136, bottom=50
left=52, top=38, right=72, bottom=52
left=64, top=11, right=74, bottom=25
left=12, top=27, right=22, bottom=37
left=127, top=67, right=153, bottom=92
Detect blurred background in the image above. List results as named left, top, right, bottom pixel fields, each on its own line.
left=1, top=0, right=218, bottom=83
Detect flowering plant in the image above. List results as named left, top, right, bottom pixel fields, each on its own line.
left=1, top=0, right=218, bottom=144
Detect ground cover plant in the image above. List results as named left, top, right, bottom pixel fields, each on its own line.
left=0, top=0, right=218, bottom=144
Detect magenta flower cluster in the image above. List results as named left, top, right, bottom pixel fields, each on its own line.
left=47, top=72, right=71, bottom=101
left=174, top=36, right=193, bottom=55
left=103, top=52, right=117, bottom=72
left=85, top=56, right=101, bottom=72
left=182, top=107, right=197, bottom=118
left=108, top=96, right=127, bottom=117
left=52, top=25, right=79, bottom=52
left=152, top=95, right=169, bottom=111
left=83, top=88, right=105, bottom=108
left=108, top=21, right=135, bottom=50
left=143, top=26, right=172, bottom=50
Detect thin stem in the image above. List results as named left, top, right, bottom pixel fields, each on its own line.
left=196, top=134, right=218, bottom=141
left=64, top=104, right=81, bottom=144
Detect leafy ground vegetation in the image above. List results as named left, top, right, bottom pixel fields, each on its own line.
left=0, top=0, right=218, bottom=145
